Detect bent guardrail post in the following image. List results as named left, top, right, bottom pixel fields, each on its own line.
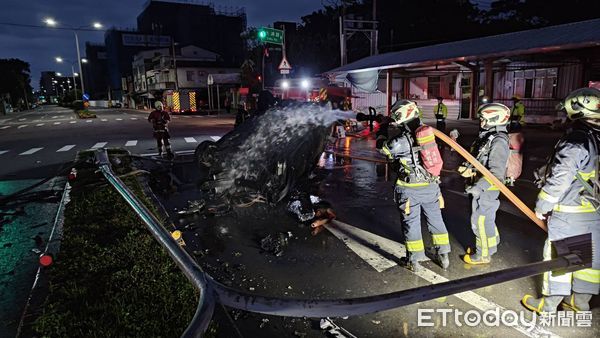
left=95, top=149, right=214, bottom=337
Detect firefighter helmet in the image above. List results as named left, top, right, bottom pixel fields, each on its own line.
left=390, top=100, right=420, bottom=124
left=477, top=103, right=511, bottom=129
left=558, top=87, right=600, bottom=120
left=154, top=101, right=164, bottom=110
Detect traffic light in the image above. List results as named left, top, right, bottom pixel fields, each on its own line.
left=258, top=29, right=267, bottom=40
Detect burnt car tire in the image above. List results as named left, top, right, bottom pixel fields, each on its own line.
left=194, top=140, right=218, bottom=169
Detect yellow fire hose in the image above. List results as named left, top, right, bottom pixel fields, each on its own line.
left=432, top=128, right=547, bottom=232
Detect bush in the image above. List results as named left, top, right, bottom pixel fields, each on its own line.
left=33, top=157, right=198, bottom=337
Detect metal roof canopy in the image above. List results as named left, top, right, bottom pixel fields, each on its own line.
left=327, top=19, right=600, bottom=75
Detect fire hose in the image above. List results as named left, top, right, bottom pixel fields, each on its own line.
left=431, top=128, right=547, bottom=232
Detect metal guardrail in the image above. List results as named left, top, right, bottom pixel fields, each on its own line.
left=94, top=149, right=592, bottom=337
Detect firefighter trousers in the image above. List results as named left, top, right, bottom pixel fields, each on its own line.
left=543, top=211, right=600, bottom=296
left=470, top=190, right=501, bottom=258
left=395, top=183, right=450, bottom=262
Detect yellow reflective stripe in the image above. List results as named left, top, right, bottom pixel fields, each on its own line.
left=577, top=170, right=596, bottom=181
left=404, top=198, right=411, bottom=215
left=477, top=215, right=488, bottom=257
left=381, top=145, right=392, bottom=159
left=432, top=233, right=449, bottom=246
left=416, top=134, right=435, bottom=144
left=396, top=180, right=430, bottom=187
left=573, top=269, right=600, bottom=284
left=406, top=239, right=425, bottom=252
left=438, top=195, right=445, bottom=209
left=539, top=190, right=560, bottom=204
left=483, top=176, right=499, bottom=190
left=542, top=240, right=552, bottom=294
left=488, top=236, right=497, bottom=248
left=553, top=202, right=596, bottom=213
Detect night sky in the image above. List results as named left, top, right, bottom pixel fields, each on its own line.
left=0, top=0, right=324, bottom=90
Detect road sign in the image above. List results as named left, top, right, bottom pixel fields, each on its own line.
left=280, top=69, right=290, bottom=75
left=258, top=27, right=284, bottom=45
left=278, top=57, right=292, bottom=71
left=82, top=93, right=90, bottom=101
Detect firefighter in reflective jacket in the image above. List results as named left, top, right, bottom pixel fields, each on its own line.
left=434, top=96, right=448, bottom=132
left=378, top=100, right=450, bottom=271
left=510, top=95, right=526, bottom=130
left=522, top=88, right=600, bottom=313
left=148, top=101, right=173, bottom=157
left=462, top=103, right=511, bottom=265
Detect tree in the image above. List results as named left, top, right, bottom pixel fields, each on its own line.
left=0, top=59, right=33, bottom=110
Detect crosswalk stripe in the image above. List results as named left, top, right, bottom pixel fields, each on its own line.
left=0, top=150, right=9, bottom=155
left=184, top=137, right=197, bottom=143
left=53, top=122, right=61, bottom=125
left=116, top=118, right=123, bottom=121
left=183, top=116, right=191, bottom=118
left=69, top=121, right=77, bottom=124
left=18, top=118, right=26, bottom=121
left=125, top=140, right=137, bottom=147
left=130, top=117, right=138, bottom=120
left=36, top=123, right=44, bottom=127
left=19, top=147, right=43, bottom=155
left=210, top=136, right=221, bottom=141
left=86, top=120, right=92, bottom=123
left=57, top=145, right=76, bottom=152
left=101, top=119, right=108, bottom=122
left=51, top=116, right=58, bottom=119
left=0, top=125, right=10, bottom=129
left=91, top=142, right=107, bottom=149
left=18, top=125, right=28, bottom=129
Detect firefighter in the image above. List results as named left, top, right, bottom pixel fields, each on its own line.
left=522, top=88, right=600, bottom=313
left=148, top=101, right=173, bottom=157
left=378, top=100, right=450, bottom=271
left=510, top=95, right=526, bottom=130
left=462, top=103, right=511, bottom=265
left=434, top=96, right=448, bottom=132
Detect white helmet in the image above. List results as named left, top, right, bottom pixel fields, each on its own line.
left=477, top=103, right=510, bottom=129
left=154, top=101, right=164, bottom=110
left=559, top=88, right=600, bottom=120
left=390, top=100, right=420, bottom=124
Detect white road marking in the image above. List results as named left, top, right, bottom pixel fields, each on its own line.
left=184, top=137, right=197, bottom=143
left=0, top=125, right=10, bottom=129
left=139, top=149, right=195, bottom=157
left=183, top=115, right=191, bottom=118
left=19, top=147, right=43, bottom=155
left=116, top=118, right=123, bottom=121
left=210, top=136, right=221, bottom=141
left=18, top=118, right=26, bottom=121
left=57, top=145, right=76, bottom=152
left=36, top=124, right=44, bottom=127
left=86, top=120, right=92, bottom=123
left=327, top=220, right=559, bottom=338
left=91, top=142, right=107, bottom=149
left=173, top=116, right=179, bottom=119
left=0, top=150, right=9, bottom=155
left=69, top=120, right=77, bottom=124
left=51, top=116, right=59, bottom=119
left=53, top=122, right=61, bottom=125
left=101, top=119, right=108, bottom=122
left=18, top=125, right=28, bottom=129
left=125, top=140, right=137, bottom=147
left=130, top=117, right=138, bottom=120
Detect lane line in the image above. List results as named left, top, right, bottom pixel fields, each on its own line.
left=210, top=136, right=221, bottom=141
left=18, top=118, right=26, bottom=121
left=125, top=140, right=138, bottom=147
left=56, top=145, right=76, bottom=152
left=86, top=120, right=93, bottom=123
left=0, top=125, right=10, bottom=129
left=130, top=117, right=138, bottom=120
left=91, top=142, right=107, bottom=149
left=0, top=150, right=9, bottom=155
left=69, top=121, right=77, bottom=124
left=19, top=147, right=43, bottom=155
left=184, top=137, right=197, bottom=143
left=139, top=149, right=195, bottom=157
left=327, top=220, right=560, bottom=338
left=18, top=125, right=28, bottom=129
left=35, top=123, right=44, bottom=127
left=51, top=116, right=58, bottom=119
left=183, top=116, right=191, bottom=118
left=101, top=119, right=108, bottom=122
left=116, top=118, right=123, bottom=121
left=53, top=122, right=61, bottom=125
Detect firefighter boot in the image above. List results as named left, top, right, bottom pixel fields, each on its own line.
left=436, top=253, right=450, bottom=270
left=561, top=293, right=592, bottom=312
left=521, top=295, right=563, bottom=314
left=463, top=248, right=491, bottom=265
left=166, top=145, right=174, bottom=158
left=402, top=257, right=423, bottom=273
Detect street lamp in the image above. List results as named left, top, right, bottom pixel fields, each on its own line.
left=44, top=18, right=104, bottom=98
left=55, top=56, right=63, bottom=63
left=56, top=72, right=62, bottom=76
left=55, top=57, right=77, bottom=96
left=81, top=58, right=88, bottom=64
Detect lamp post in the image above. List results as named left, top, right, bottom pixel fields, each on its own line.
left=44, top=18, right=103, bottom=99
left=55, top=57, right=78, bottom=97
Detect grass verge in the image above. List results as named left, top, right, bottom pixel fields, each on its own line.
left=32, top=151, right=198, bottom=337
left=75, top=109, right=97, bottom=118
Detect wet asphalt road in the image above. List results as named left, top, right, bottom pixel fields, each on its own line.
left=153, top=119, right=599, bottom=338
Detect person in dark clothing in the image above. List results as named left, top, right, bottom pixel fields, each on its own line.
left=148, top=101, right=173, bottom=157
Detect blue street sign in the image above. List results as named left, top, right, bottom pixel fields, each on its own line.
left=82, top=93, right=90, bottom=101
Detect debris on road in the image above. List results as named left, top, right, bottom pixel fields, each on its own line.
left=319, top=318, right=357, bottom=338
left=260, top=233, right=289, bottom=256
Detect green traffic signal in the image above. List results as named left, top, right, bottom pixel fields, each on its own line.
left=258, top=30, right=267, bottom=40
